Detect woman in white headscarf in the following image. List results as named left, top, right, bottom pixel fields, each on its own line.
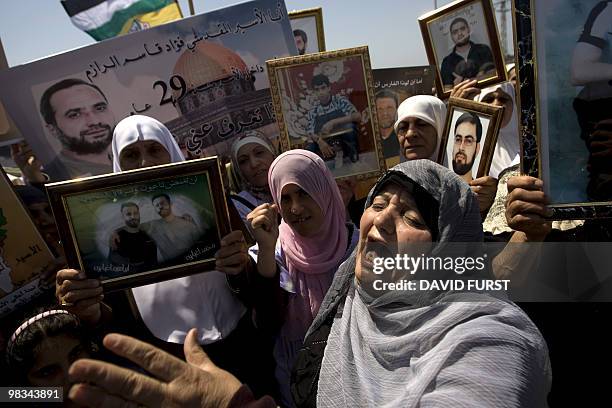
left=229, top=130, right=277, bottom=222
left=394, top=95, right=447, bottom=162
left=395, top=95, right=498, bottom=216
left=476, top=81, right=521, bottom=179
left=55, top=115, right=275, bottom=395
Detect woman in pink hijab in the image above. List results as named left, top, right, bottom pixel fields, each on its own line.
left=246, top=149, right=359, bottom=407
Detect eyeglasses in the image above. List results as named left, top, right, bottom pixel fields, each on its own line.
left=454, top=135, right=475, bottom=146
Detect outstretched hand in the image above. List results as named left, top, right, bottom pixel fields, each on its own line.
left=68, top=329, right=242, bottom=408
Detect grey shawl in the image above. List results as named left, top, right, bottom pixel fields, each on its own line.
left=315, top=160, right=551, bottom=407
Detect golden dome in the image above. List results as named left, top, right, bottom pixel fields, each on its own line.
left=172, top=41, right=248, bottom=95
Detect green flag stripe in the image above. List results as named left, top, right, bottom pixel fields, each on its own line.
left=82, top=0, right=175, bottom=40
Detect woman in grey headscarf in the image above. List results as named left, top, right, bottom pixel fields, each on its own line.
left=291, top=159, right=551, bottom=407
left=66, top=160, right=551, bottom=408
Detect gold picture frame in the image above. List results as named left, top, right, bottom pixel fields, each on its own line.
left=438, top=97, right=504, bottom=182
left=288, top=7, right=326, bottom=55
left=419, top=0, right=507, bottom=99
left=266, top=46, right=386, bottom=180
left=46, top=157, right=231, bottom=292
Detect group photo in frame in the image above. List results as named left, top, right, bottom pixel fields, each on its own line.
left=288, top=7, right=326, bottom=56
left=266, top=46, right=385, bottom=180
left=514, top=0, right=612, bottom=219
left=46, top=157, right=230, bottom=292
left=438, top=97, right=503, bottom=183
left=419, top=0, right=507, bottom=98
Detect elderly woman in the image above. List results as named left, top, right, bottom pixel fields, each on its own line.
left=395, top=95, right=498, bottom=217
left=67, top=161, right=551, bottom=408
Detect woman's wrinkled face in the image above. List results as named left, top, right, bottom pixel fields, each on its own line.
left=237, top=143, right=275, bottom=188
left=481, top=88, right=514, bottom=127
left=356, top=181, right=433, bottom=283
left=27, top=334, right=90, bottom=406
left=280, top=183, right=324, bottom=237
left=119, top=140, right=171, bottom=171
left=396, top=118, right=438, bottom=160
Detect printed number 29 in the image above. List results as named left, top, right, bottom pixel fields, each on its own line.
left=153, top=75, right=187, bottom=106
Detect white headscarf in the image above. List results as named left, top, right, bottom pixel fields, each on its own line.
left=394, top=95, right=448, bottom=160
left=111, top=115, right=185, bottom=172
left=476, top=82, right=520, bottom=178
left=111, top=115, right=246, bottom=344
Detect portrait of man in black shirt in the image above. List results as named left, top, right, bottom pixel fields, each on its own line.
left=107, top=202, right=157, bottom=276
left=440, top=17, right=494, bottom=87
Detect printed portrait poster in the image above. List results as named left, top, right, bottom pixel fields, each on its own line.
left=0, top=171, right=55, bottom=318
left=0, top=0, right=297, bottom=182
left=372, top=66, right=435, bottom=168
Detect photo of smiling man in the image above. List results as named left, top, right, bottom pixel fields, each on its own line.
left=39, top=78, right=116, bottom=179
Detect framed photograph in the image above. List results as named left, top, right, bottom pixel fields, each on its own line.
left=419, top=0, right=507, bottom=98
left=0, top=168, right=57, bottom=317
left=267, top=46, right=385, bottom=180
left=46, top=157, right=231, bottom=292
left=514, top=0, right=612, bottom=219
left=288, top=7, right=326, bottom=55
left=438, top=97, right=503, bottom=182
left=373, top=65, right=436, bottom=168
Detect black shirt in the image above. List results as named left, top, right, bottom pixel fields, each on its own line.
left=108, top=229, right=157, bottom=274
left=381, top=129, right=400, bottom=159
left=440, top=41, right=494, bottom=86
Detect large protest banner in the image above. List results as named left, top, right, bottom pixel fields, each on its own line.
left=0, top=0, right=297, bottom=181
left=0, top=170, right=56, bottom=317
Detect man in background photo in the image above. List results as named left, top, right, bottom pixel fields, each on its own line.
left=293, top=29, right=308, bottom=55
left=107, top=202, right=157, bottom=275
left=375, top=89, right=401, bottom=167
left=440, top=17, right=494, bottom=87
left=305, top=74, right=361, bottom=164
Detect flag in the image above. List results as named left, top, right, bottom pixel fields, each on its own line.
left=61, top=0, right=183, bottom=41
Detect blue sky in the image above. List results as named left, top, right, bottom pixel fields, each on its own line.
left=0, top=0, right=464, bottom=68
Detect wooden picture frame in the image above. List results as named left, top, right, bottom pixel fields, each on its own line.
left=288, top=7, right=326, bottom=55
left=438, top=97, right=503, bottom=182
left=419, top=0, right=507, bottom=99
left=513, top=0, right=612, bottom=220
left=266, top=46, right=385, bottom=180
left=46, top=157, right=231, bottom=292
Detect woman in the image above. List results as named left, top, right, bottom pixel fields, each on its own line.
left=476, top=81, right=520, bottom=179
left=67, top=160, right=552, bottom=408
left=229, top=131, right=277, bottom=221
left=55, top=115, right=271, bottom=393
left=6, top=308, right=99, bottom=407
left=395, top=95, right=447, bottom=162
left=291, top=159, right=551, bottom=407
left=396, top=94, right=497, bottom=215
left=246, top=149, right=360, bottom=406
